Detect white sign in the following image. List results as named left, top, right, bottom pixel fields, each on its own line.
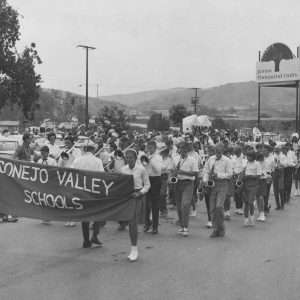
left=256, top=58, right=300, bottom=83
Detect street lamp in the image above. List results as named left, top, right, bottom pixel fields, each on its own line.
left=77, top=44, right=96, bottom=129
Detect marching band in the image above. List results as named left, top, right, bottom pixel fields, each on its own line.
left=9, top=129, right=300, bottom=261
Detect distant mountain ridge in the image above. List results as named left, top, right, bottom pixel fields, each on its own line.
left=101, top=81, right=296, bottom=116
left=2, top=81, right=293, bottom=123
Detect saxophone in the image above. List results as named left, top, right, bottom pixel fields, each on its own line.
left=206, top=162, right=216, bottom=188
left=169, top=160, right=180, bottom=184
left=235, top=168, right=245, bottom=190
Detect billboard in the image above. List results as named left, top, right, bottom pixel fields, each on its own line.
left=256, top=43, right=300, bottom=83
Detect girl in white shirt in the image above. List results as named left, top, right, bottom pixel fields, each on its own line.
left=242, top=150, right=262, bottom=226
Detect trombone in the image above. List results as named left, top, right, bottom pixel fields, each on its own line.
left=60, top=146, right=75, bottom=161
left=104, top=142, right=136, bottom=171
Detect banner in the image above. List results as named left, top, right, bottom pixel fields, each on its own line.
left=0, top=157, right=136, bottom=222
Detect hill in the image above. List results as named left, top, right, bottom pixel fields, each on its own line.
left=102, top=81, right=296, bottom=116
left=0, top=88, right=126, bottom=124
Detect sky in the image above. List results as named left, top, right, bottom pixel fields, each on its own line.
left=8, top=0, right=300, bottom=97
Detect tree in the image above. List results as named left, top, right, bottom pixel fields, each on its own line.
left=0, top=0, right=42, bottom=121
left=147, top=113, right=170, bottom=131
left=169, top=104, right=188, bottom=126
left=97, top=105, right=129, bottom=133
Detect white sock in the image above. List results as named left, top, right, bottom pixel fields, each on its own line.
left=130, top=246, right=138, bottom=253
left=128, top=246, right=138, bottom=260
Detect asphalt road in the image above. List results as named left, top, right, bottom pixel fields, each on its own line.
left=0, top=193, right=300, bottom=300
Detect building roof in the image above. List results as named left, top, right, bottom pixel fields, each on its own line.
left=0, top=121, right=20, bottom=126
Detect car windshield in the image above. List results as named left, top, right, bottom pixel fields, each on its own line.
left=0, top=141, right=18, bottom=151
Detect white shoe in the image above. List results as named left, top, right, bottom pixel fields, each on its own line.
left=189, top=210, right=197, bottom=217
left=249, top=215, right=255, bottom=226
left=257, top=212, right=266, bottom=222
left=64, top=222, right=76, bottom=227
left=294, top=190, right=298, bottom=197
left=128, top=247, right=138, bottom=262
left=244, top=218, right=249, bottom=226
left=177, top=227, right=184, bottom=234
left=182, top=228, right=189, bottom=237
left=224, top=211, right=231, bottom=220
left=238, top=209, right=244, bottom=215
left=206, top=221, right=213, bottom=228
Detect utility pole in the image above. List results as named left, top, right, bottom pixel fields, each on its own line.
left=96, top=83, right=100, bottom=98
left=77, top=44, right=96, bottom=129
left=191, top=88, right=200, bottom=114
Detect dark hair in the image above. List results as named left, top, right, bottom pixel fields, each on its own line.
left=125, top=149, right=137, bottom=159
left=110, top=142, right=118, bottom=151
left=246, top=150, right=256, bottom=160
left=114, top=149, right=124, bottom=158
left=64, top=136, right=74, bottom=144
left=40, top=145, right=49, bottom=153
left=147, top=140, right=157, bottom=149
left=23, top=133, right=31, bottom=141
left=47, top=132, right=56, bottom=140
left=256, top=151, right=264, bottom=161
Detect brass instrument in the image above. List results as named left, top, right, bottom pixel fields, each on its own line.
left=234, top=169, right=245, bottom=190
left=140, top=155, right=149, bottom=167
left=105, top=142, right=136, bottom=171
left=169, top=176, right=178, bottom=184
left=197, top=180, right=205, bottom=200
left=60, top=147, right=74, bottom=161
left=169, top=160, right=180, bottom=184
left=206, top=163, right=215, bottom=188
left=94, top=145, right=105, bottom=157
left=274, top=157, right=281, bottom=169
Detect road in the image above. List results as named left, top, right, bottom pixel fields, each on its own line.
left=0, top=193, right=300, bottom=300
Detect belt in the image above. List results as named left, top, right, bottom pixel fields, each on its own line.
left=178, top=179, right=193, bottom=182
left=215, top=178, right=229, bottom=182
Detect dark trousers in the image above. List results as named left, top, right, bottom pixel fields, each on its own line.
left=168, top=183, right=176, bottom=205
left=81, top=222, right=100, bottom=243
left=204, top=191, right=211, bottom=221
left=224, top=195, right=231, bottom=211
left=191, top=178, right=199, bottom=210
left=273, top=169, right=284, bottom=209
left=160, top=174, right=168, bottom=213
left=145, top=176, right=162, bottom=230
left=264, top=182, right=272, bottom=212
left=284, top=167, right=294, bottom=204
left=234, top=190, right=243, bottom=209
left=209, top=180, right=228, bottom=234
